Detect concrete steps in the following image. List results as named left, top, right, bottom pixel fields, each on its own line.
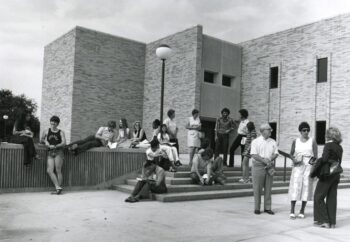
left=113, top=164, right=350, bottom=202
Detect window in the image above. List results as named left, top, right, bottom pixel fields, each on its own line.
left=269, top=122, right=277, bottom=140
left=270, top=66, right=278, bottom=89
left=222, top=75, right=233, bottom=87
left=317, top=58, right=328, bottom=83
left=204, top=71, right=215, bottom=83
left=316, top=121, right=326, bottom=145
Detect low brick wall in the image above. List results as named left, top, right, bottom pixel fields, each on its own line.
left=0, top=143, right=146, bottom=192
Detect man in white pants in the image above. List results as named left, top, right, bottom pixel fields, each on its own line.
left=251, top=123, right=279, bottom=215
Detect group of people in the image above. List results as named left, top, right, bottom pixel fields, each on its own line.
left=9, top=107, right=344, bottom=228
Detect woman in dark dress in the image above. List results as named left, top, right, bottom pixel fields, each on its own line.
left=11, top=111, right=39, bottom=167
left=313, top=127, right=343, bottom=229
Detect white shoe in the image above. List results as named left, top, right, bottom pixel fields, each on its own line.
left=297, top=213, right=305, bottom=219
left=290, top=213, right=296, bottom=219
left=239, top=178, right=245, bottom=183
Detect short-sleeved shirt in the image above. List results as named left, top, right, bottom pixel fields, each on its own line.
left=96, top=127, right=116, bottom=141
left=163, top=118, right=177, bottom=139
left=250, top=136, right=279, bottom=167
left=216, top=117, right=235, bottom=134
left=146, top=147, right=168, bottom=160
left=237, top=119, right=249, bottom=135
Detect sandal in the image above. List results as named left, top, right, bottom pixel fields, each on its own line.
left=174, top=160, right=182, bottom=167
left=51, top=188, right=63, bottom=195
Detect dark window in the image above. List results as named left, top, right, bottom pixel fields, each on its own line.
left=316, top=121, right=326, bottom=145
left=270, top=67, right=278, bottom=89
left=204, top=71, right=215, bottom=83
left=222, top=75, right=233, bottom=87
left=269, top=122, right=277, bottom=140
left=317, top=58, right=327, bottom=83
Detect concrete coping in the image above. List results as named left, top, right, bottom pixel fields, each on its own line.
left=0, top=142, right=147, bottom=154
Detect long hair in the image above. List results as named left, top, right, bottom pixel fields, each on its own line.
left=15, top=110, right=31, bottom=131
left=120, top=118, right=128, bottom=129
left=159, top=124, right=167, bottom=141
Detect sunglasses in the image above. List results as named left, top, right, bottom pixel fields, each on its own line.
left=301, top=129, right=310, bottom=133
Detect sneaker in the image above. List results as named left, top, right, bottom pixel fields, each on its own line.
left=239, top=178, right=245, bottom=183
left=297, top=213, right=305, bottom=219
left=254, top=210, right=261, bottom=215
left=290, top=213, right=296, bottom=219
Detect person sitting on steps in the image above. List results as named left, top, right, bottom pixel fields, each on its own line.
left=125, top=160, right=167, bottom=203
left=190, top=148, right=226, bottom=185
left=146, top=139, right=177, bottom=172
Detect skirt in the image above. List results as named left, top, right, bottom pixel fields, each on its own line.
left=288, top=164, right=315, bottom=201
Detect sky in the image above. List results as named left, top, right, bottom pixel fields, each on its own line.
left=2, top=0, right=350, bottom=119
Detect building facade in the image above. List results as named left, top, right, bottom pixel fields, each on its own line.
left=42, top=13, right=350, bottom=159
left=41, top=26, right=241, bottom=152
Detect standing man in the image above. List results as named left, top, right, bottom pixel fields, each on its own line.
left=229, top=109, right=249, bottom=167
left=214, top=108, right=235, bottom=166
left=163, top=109, right=179, bottom=153
left=251, top=123, right=279, bottom=215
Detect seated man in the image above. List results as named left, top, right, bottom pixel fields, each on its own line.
left=190, top=148, right=226, bottom=185
left=125, top=160, right=167, bottom=203
left=68, top=121, right=117, bottom=155
left=146, top=139, right=177, bottom=172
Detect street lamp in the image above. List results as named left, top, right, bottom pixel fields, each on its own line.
left=156, top=44, right=172, bottom=122
left=3, top=115, right=8, bottom=142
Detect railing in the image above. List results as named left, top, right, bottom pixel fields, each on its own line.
left=278, top=149, right=293, bottom=182
left=0, top=143, right=146, bottom=191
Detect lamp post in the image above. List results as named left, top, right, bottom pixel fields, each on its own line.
left=156, top=44, right=172, bottom=122
left=3, top=115, right=8, bottom=142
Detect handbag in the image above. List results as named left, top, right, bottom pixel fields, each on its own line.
left=329, top=160, right=343, bottom=175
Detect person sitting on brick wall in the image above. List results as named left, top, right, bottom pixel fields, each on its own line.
left=130, top=121, right=147, bottom=148
left=157, top=124, right=182, bottom=166
left=125, top=159, right=167, bottom=203
left=67, top=121, right=117, bottom=155
left=190, top=148, right=226, bottom=185
left=115, top=118, right=131, bottom=148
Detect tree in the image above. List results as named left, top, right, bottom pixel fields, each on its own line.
left=0, top=89, right=40, bottom=141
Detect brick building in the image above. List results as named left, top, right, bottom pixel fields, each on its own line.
left=41, top=25, right=241, bottom=152
left=42, top=13, right=350, bottom=160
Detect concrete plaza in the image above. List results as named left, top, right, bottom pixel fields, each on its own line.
left=1, top=188, right=350, bottom=242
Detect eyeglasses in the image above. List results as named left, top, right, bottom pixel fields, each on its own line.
left=301, top=129, right=310, bottom=133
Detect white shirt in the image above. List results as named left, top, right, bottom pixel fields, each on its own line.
left=237, top=119, right=249, bottom=135
left=251, top=136, right=279, bottom=166
left=163, top=118, right=177, bottom=139
left=146, top=147, right=168, bottom=160
left=96, top=127, right=116, bottom=141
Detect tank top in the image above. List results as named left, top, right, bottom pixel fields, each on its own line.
left=47, top=128, right=62, bottom=146
left=294, top=137, right=314, bottom=164
left=134, top=129, right=147, bottom=141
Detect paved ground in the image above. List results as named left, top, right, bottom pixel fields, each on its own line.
left=1, top=188, right=350, bottom=242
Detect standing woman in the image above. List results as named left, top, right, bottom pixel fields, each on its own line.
left=163, top=109, right=179, bottom=153
left=42, top=116, right=66, bottom=195
left=313, top=127, right=343, bottom=229
left=11, top=111, right=39, bottom=167
left=288, top=122, right=318, bottom=219
left=186, top=109, right=201, bottom=167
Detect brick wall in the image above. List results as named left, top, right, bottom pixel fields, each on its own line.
left=240, top=14, right=350, bottom=160
left=142, top=26, right=203, bottom=153
left=70, top=27, right=146, bottom=141
left=41, top=29, right=76, bottom=142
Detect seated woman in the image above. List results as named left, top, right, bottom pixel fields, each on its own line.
left=130, top=121, right=147, bottom=148
left=114, top=118, right=131, bottom=148
left=68, top=121, right=117, bottom=154
left=125, top=159, right=167, bottom=203
left=146, top=139, right=177, bottom=172
left=190, top=148, right=226, bottom=185
left=157, top=124, right=182, bottom=166
left=11, top=111, right=39, bottom=167
left=42, top=116, right=66, bottom=195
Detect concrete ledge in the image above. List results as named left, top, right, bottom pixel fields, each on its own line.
left=0, top=142, right=146, bottom=192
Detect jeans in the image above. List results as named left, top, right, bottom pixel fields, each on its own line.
left=214, top=133, right=229, bottom=165
left=11, top=135, right=37, bottom=165
left=229, top=134, right=245, bottom=167
left=131, top=180, right=167, bottom=199
left=69, top=135, right=102, bottom=155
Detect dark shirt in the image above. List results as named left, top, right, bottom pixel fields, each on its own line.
left=321, top=141, right=343, bottom=163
